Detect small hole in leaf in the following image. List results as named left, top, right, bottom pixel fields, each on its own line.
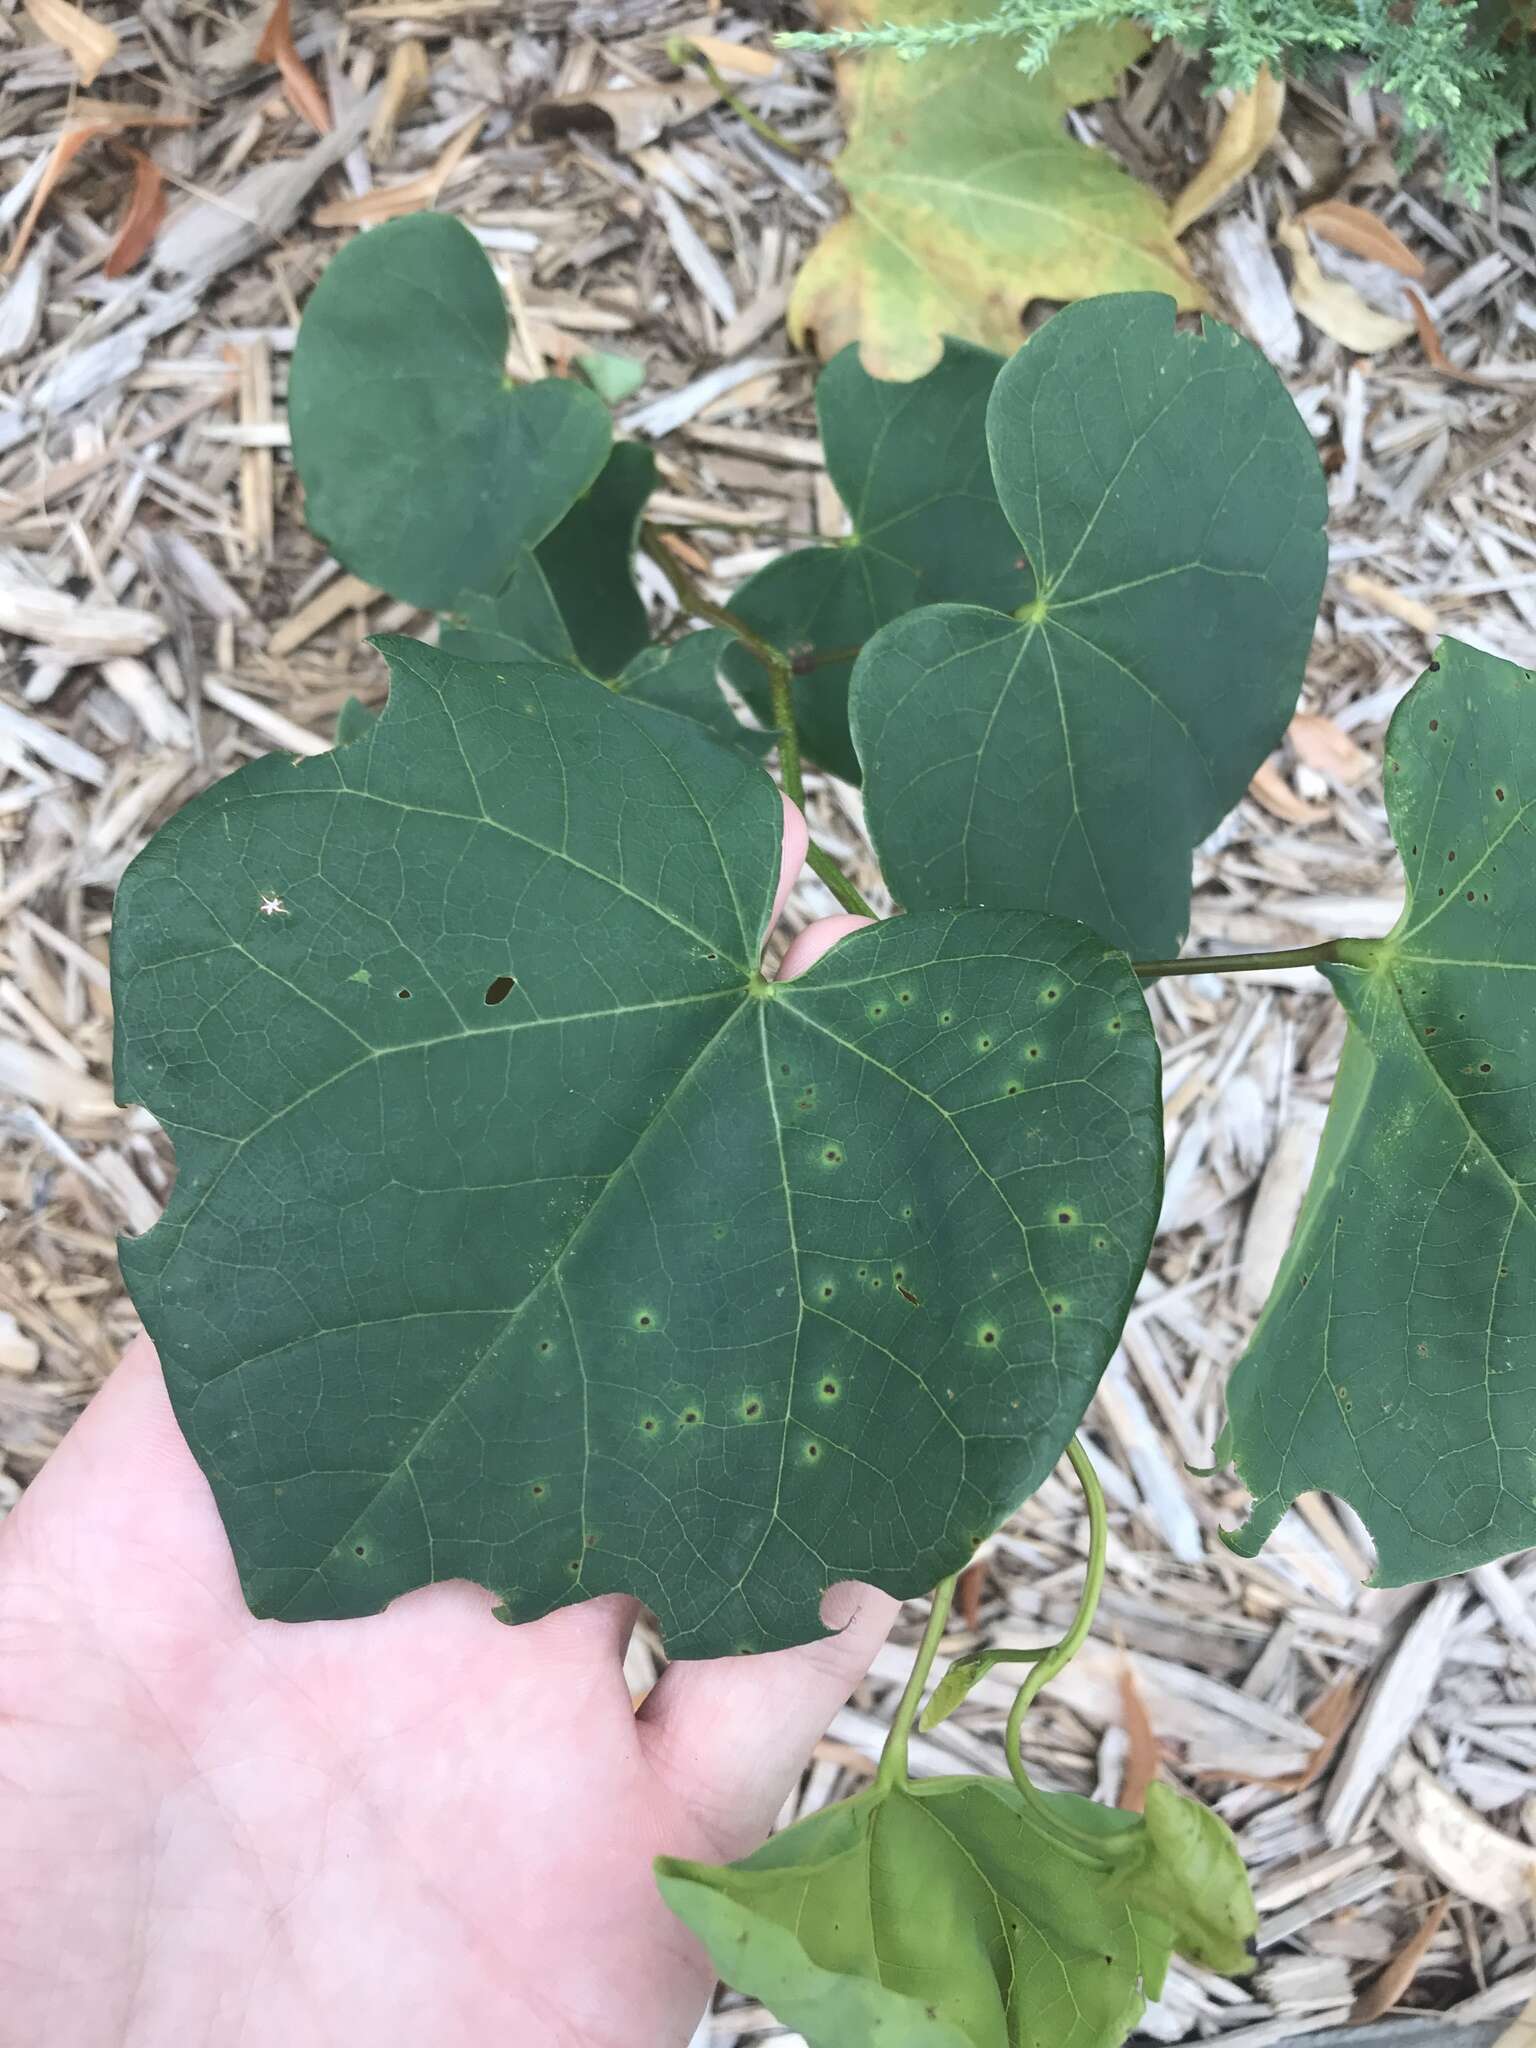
left=804, top=1441, right=820, bottom=1460
left=1043, top=987, right=1059, bottom=1003
left=538, top=1341, right=551, bottom=1353
left=1429, top=717, right=1440, bottom=729
left=899, top=991, right=912, bottom=1004
left=823, top=1147, right=842, bottom=1165
left=940, top=1011, right=953, bottom=1025
left=1467, top=891, right=1476, bottom=901
left=870, top=1004, right=886, bottom=1019
left=981, top=1327, right=997, bottom=1345
left=354, top=1544, right=367, bottom=1557
left=820, top=1379, right=839, bottom=1399
left=1006, top=1083, right=1020, bottom=1096
left=977, top=1036, right=992, bottom=1052
left=683, top=1409, right=700, bottom=1425
left=1480, top=1062, right=1492, bottom=1073
left=1497, top=788, right=1506, bottom=801
left=743, top=1399, right=762, bottom=1419
left=397, top=988, right=411, bottom=999
left=821, top=1283, right=834, bottom=1299
left=1051, top=1301, right=1065, bottom=1315
left=531, top=1483, right=545, bottom=1497
left=567, top=1560, right=580, bottom=1574
left=1109, top=1019, right=1122, bottom=1034
left=1094, top=1236, right=1108, bottom=1251
left=484, top=975, right=516, bottom=1006
left=636, top=1311, right=654, bottom=1328
left=1057, top=1209, right=1074, bottom=1224
left=641, top=1417, right=657, bottom=1432
left=1447, top=850, right=1456, bottom=862
left=1027, top=1045, right=1040, bottom=1060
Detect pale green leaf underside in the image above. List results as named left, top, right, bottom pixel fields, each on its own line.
left=657, top=1777, right=1253, bottom=2048
left=114, top=641, right=1160, bottom=1655
left=724, top=338, right=1030, bottom=784
left=1225, top=640, right=1536, bottom=1583
left=852, top=294, right=1328, bottom=958
left=288, top=212, right=610, bottom=615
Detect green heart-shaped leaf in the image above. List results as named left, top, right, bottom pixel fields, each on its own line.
left=723, top=338, right=1030, bottom=783
left=289, top=212, right=611, bottom=614
left=113, top=640, right=1161, bottom=1654
left=851, top=295, right=1327, bottom=956
left=442, top=442, right=656, bottom=680
left=1224, top=639, right=1536, bottom=1583
left=614, top=629, right=772, bottom=761
left=657, top=1777, right=1253, bottom=2047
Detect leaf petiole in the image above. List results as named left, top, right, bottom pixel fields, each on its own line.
left=875, top=1574, right=958, bottom=1791
left=1001, top=1439, right=1139, bottom=1868
left=639, top=527, right=879, bottom=922
left=1134, top=937, right=1381, bottom=981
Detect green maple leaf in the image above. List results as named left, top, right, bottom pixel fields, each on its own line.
left=657, top=1777, right=1254, bottom=2047
left=789, top=0, right=1203, bottom=381
left=113, top=640, right=1161, bottom=1655
left=722, top=338, right=1030, bottom=784
left=851, top=294, right=1327, bottom=958
left=1224, top=640, right=1536, bottom=1583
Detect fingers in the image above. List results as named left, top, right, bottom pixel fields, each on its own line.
left=777, top=912, right=875, bottom=982
left=770, top=793, right=809, bottom=936
left=637, top=1578, right=900, bottom=1852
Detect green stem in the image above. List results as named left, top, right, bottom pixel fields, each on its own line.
left=640, top=527, right=877, bottom=919
left=1133, top=938, right=1378, bottom=981
left=806, top=842, right=877, bottom=919
left=668, top=38, right=812, bottom=158
left=1003, top=1439, right=1136, bottom=1867
left=792, top=641, right=864, bottom=675
left=877, top=1574, right=958, bottom=1791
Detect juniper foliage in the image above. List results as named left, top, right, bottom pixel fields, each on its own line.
left=780, top=0, right=1536, bottom=194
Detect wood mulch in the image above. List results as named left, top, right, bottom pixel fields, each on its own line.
left=2, top=5, right=1536, bottom=2041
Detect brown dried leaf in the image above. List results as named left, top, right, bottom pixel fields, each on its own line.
left=3, top=123, right=108, bottom=276
left=1168, top=68, right=1284, bottom=236
left=1288, top=711, right=1372, bottom=785
left=1349, top=1895, right=1450, bottom=2024
left=256, top=0, right=332, bottom=136
left=368, top=36, right=430, bottom=159
left=22, top=0, right=117, bottom=86
left=1277, top=216, right=1414, bottom=354
left=1298, top=198, right=1424, bottom=280
left=1196, top=1674, right=1358, bottom=1790
left=103, top=152, right=165, bottom=279
left=313, top=109, right=484, bottom=226
left=1117, top=1660, right=1160, bottom=1813
left=1249, top=755, right=1326, bottom=826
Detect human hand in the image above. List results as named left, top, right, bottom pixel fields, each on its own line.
left=0, top=804, right=898, bottom=2048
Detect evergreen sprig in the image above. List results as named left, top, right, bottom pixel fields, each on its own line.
left=779, top=0, right=1536, bottom=192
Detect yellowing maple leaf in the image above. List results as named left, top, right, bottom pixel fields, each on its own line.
left=790, top=0, right=1205, bottom=378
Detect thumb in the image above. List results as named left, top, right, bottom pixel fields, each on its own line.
left=638, top=896, right=895, bottom=1852
left=636, top=1577, right=900, bottom=1851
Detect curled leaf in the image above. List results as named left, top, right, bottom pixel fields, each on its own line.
left=103, top=151, right=165, bottom=279
left=1298, top=199, right=1424, bottom=280
left=22, top=0, right=117, bottom=85
left=1277, top=216, right=1414, bottom=354
left=256, top=0, right=331, bottom=135
left=658, top=1775, right=1254, bottom=2048
left=1167, top=69, right=1285, bottom=236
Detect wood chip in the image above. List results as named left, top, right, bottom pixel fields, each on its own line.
left=1350, top=1895, right=1451, bottom=2023
left=1383, top=1758, right=1536, bottom=1913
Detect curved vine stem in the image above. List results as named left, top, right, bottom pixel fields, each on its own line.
left=639, top=527, right=877, bottom=920
left=876, top=1573, right=957, bottom=1792
left=1001, top=1439, right=1138, bottom=1867
left=666, top=38, right=813, bottom=158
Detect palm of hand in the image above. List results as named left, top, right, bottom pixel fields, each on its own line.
left=0, top=1341, right=895, bottom=2047
left=0, top=815, right=895, bottom=2046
